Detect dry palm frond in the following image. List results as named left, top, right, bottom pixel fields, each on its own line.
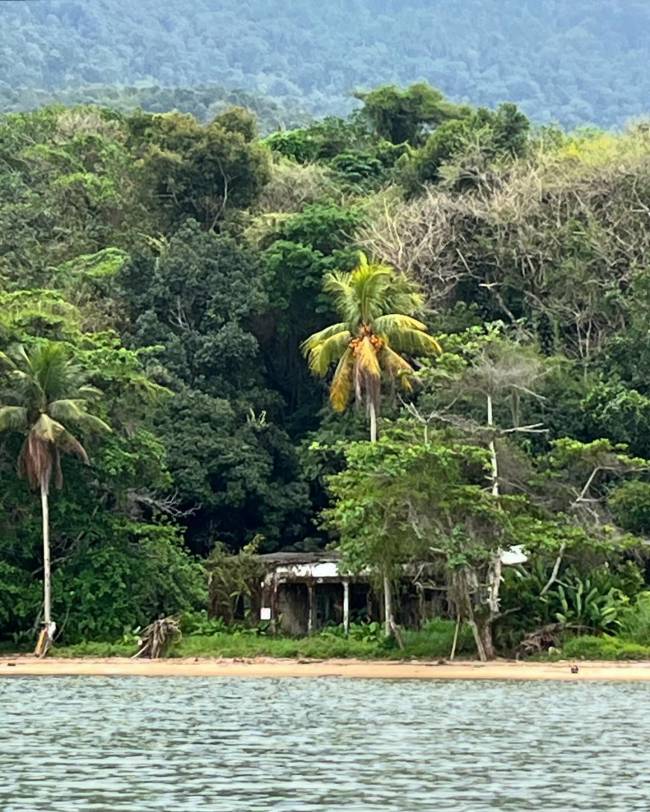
left=330, top=348, right=355, bottom=412
left=133, top=616, right=182, bottom=659
left=381, top=346, right=416, bottom=392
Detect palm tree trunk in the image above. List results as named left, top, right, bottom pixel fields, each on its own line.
left=41, top=483, right=51, bottom=626
left=35, top=481, right=54, bottom=657
left=368, top=397, right=390, bottom=635
left=369, top=398, right=378, bottom=443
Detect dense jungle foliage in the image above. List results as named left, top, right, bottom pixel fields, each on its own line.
left=2, top=80, right=650, bottom=657
left=2, top=0, right=650, bottom=129
left=0, top=84, right=310, bottom=134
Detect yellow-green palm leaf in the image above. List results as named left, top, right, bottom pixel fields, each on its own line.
left=302, top=252, right=441, bottom=418
left=0, top=405, right=28, bottom=431
left=381, top=346, right=416, bottom=392
left=375, top=314, right=442, bottom=356
left=301, top=323, right=351, bottom=377
left=330, top=348, right=355, bottom=412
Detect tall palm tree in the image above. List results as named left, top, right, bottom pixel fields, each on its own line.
left=302, top=253, right=442, bottom=441
left=0, top=342, right=110, bottom=655
left=302, top=254, right=441, bottom=636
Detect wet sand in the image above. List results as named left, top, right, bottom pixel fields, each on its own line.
left=2, top=656, right=650, bottom=681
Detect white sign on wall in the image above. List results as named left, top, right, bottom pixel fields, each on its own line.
left=260, top=607, right=272, bottom=621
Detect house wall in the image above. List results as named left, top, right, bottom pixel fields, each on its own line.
left=277, top=582, right=309, bottom=635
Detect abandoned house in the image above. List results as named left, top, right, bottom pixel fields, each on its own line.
left=213, top=547, right=528, bottom=634
left=256, top=551, right=449, bottom=635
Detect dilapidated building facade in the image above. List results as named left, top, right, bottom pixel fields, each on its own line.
left=257, top=552, right=448, bottom=634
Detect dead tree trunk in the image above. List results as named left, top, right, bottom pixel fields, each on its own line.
left=470, top=614, right=496, bottom=662
left=452, top=566, right=498, bottom=662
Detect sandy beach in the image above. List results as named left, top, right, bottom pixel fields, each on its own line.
left=2, top=656, right=650, bottom=681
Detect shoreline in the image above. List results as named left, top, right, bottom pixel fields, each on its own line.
left=3, top=656, right=650, bottom=681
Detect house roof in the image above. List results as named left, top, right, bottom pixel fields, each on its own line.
left=257, top=551, right=340, bottom=566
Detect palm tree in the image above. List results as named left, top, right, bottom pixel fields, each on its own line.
left=0, top=342, right=110, bottom=655
left=302, top=253, right=441, bottom=636
left=302, top=253, right=442, bottom=440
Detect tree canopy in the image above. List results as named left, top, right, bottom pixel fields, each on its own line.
left=3, top=79, right=650, bottom=653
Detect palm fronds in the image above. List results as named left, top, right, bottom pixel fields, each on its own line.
left=0, top=341, right=110, bottom=490
left=0, top=405, right=28, bottom=431
left=381, top=346, right=416, bottom=392
left=330, top=348, right=355, bottom=412
left=303, top=253, right=442, bottom=420
left=302, top=325, right=351, bottom=377
left=133, top=616, right=182, bottom=659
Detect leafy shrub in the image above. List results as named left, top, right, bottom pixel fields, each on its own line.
left=619, top=592, right=650, bottom=645
left=499, top=560, right=642, bottom=648
left=180, top=611, right=229, bottom=636
left=551, top=574, right=628, bottom=632
left=319, top=621, right=384, bottom=643
left=205, top=541, right=265, bottom=625
left=0, top=561, right=41, bottom=643
left=560, top=635, right=650, bottom=661
left=53, top=525, right=207, bottom=644
left=609, top=480, right=650, bottom=534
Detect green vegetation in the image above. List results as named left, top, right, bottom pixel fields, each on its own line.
left=0, top=343, right=111, bottom=652
left=53, top=619, right=476, bottom=661
left=2, top=78, right=650, bottom=661
left=3, top=1, right=650, bottom=128
left=0, top=85, right=309, bottom=133
left=302, top=255, right=441, bottom=434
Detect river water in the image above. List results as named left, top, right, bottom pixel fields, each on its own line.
left=1, top=676, right=649, bottom=811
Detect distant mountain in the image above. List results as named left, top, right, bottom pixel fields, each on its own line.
left=2, top=0, right=649, bottom=128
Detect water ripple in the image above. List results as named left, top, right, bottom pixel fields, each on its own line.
left=1, top=677, right=650, bottom=810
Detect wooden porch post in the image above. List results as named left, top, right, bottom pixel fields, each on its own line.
left=343, top=579, right=350, bottom=636
left=271, top=579, right=279, bottom=635
left=307, top=583, right=315, bottom=635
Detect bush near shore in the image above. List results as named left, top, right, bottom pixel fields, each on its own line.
left=48, top=619, right=475, bottom=660
left=34, top=611, right=650, bottom=662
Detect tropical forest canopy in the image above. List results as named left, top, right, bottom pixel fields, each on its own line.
left=2, top=0, right=650, bottom=129
left=2, top=76, right=650, bottom=655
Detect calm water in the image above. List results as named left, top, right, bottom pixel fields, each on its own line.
left=1, top=677, right=650, bottom=811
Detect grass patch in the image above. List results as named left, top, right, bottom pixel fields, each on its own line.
left=53, top=641, right=136, bottom=658
left=174, top=633, right=381, bottom=659
left=43, top=619, right=477, bottom=661
left=390, top=619, right=476, bottom=660
left=558, top=635, right=650, bottom=661
left=174, top=618, right=476, bottom=660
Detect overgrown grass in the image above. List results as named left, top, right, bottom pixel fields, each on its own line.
left=550, top=635, right=650, bottom=661
left=19, top=614, right=650, bottom=662
left=173, top=633, right=381, bottom=659
left=50, top=619, right=477, bottom=660
left=53, top=641, right=136, bottom=658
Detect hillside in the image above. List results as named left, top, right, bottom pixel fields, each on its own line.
left=2, top=0, right=649, bottom=128
left=2, top=84, right=650, bottom=651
